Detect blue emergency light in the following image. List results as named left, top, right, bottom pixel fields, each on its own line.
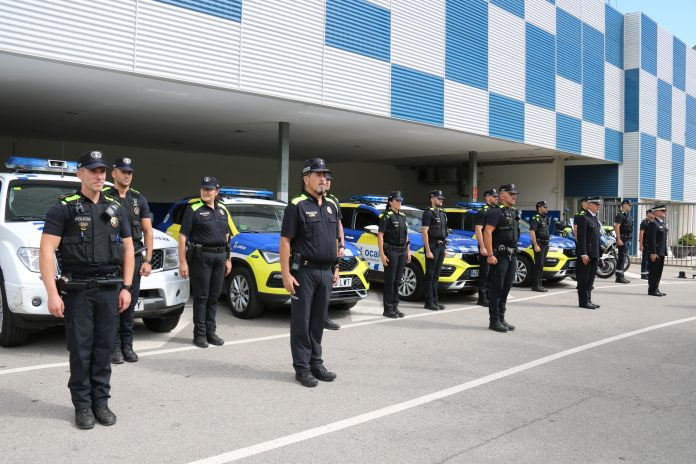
left=219, top=187, right=274, bottom=199
left=5, top=156, right=78, bottom=173
left=456, top=201, right=486, bottom=210
left=350, top=195, right=388, bottom=204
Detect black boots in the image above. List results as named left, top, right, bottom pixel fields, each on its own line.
left=121, top=344, right=138, bottom=362
left=489, top=320, right=508, bottom=333
left=110, top=345, right=124, bottom=364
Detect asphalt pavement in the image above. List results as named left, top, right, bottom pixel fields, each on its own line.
left=1, top=267, right=695, bottom=464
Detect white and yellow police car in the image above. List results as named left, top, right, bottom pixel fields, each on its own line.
left=158, top=187, right=369, bottom=319
left=340, top=195, right=480, bottom=300
left=0, top=157, right=189, bottom=347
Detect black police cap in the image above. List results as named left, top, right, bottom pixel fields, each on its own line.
left=429, top=190, right=445, bottom=199
left=498, top=184, right=518, bottom=194
left=302, top=157, right=331, bottom=174
left=652, top=204, right=666, bottom=212
left=585, top=196, right=602, bottom=204
left=77, top=150, right=108, bottom=169
left=483, top=188, right=498, bottom=197
left=200, top=176, right=219, bottom=189
left=620, top=199, right=632, bottom=205
left=536, top=200, right=548, bottom=208
left=388, top=190, right=404, bottom=201
left=646, top=208, right=654, bottom=214
left=113, top=157, right=134, bottom=172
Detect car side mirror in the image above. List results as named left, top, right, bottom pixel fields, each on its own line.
left=364, top=225, right=378, bottom=235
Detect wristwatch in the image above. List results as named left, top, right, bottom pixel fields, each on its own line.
left=143, top=258, right=151, bottom=264
left=121, top=284, right=133, bottom=292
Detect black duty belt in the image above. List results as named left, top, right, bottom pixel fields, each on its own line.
left=384, top=244, right=407, bottom=252
left=196, top=244, right=227, bottom=253
left=496, top=245, right=517, bottom=254
left=300, top=260, right=333, bottom=270
left=57, top=275, right=123, bottom=291
left=429, top=239, right=446, bottom=246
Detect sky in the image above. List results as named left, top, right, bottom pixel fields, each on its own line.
left=608, top=0, right=696, bottom=47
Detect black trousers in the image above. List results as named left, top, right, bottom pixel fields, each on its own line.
left=116, top=253, right=142, bottom=346
left=488, top=252, right=516, bottom=323
left=189, top=250, right=227, bottom=338
left=576, top=257, right=598, bottom=306
left=648, top=255, right=665, bottom=293
left=383, top=246, right=407, bottom=312
left=290, top=267, right=332, bottom=374
left=424, top=242, right=446, bottom=305
left=641, top=248, right=649, bottom=277
left=533, top=243, right=549, bottom=287
left=63, top=285, right=119, bottom=409
left=478, top=254, right=490, bottom=300
left=616, top=241, right=629, bottom=278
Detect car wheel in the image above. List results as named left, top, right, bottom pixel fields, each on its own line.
left=227, top=267, right=265, bottom=319
left=399, top=262, right=424, bottom=301
left=513, top=255, right=533, bottom=287
left=143, top=314, right=181, bottom=332
left=0, top=273, right=31, bottom=347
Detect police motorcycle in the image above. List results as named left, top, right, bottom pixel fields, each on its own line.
left=445, top=203, right=577, bottom=286
left=340, top=195, right=480, bottom=301
left=157, top=187, right=369, bottom=318
left=0, top=157, right=189, bottom=347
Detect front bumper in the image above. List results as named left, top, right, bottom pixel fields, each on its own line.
left=413, top=252, right=480, bottom=293
left=521, top=248, right=577, bottom=277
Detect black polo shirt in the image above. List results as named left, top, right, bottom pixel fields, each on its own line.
left=281, top=191, right=340, bottom=265
left=180, top=200, right=230, bottom=246
left=103, top=186, right=152, bottom=243
left=474, top=204, right=493, bottom=228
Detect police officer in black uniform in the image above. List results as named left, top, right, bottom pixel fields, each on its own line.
left=39, top=150, right=135, bottom=429
left=323, top=173, right=343, bottom=331
left=529, top=200, right=551, bottom=292
left=575, top=196, right=602, bottom=309
left=484, top=184, right=520, bottom=333
left=378, top=191, right=411, bottom=318
left=421, top=190, right=448, bottom=311
left=646, top=205, right=668, bottom=296
left=280, top=158, right=340, bottom=388
left=474, top=189, right=498, bottom=306
left=104, top=157, right=154, bottom=364
left=573, top=197, right=589, bottom=239
left=178, top=177, right=232, bottom=348
left=613, top=200, right=633, bottom=284
left=639, top=208, right=655, bottom=280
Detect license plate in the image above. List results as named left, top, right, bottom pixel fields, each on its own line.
left=135, top=298, right=144, bottom=311
left=568, top=260, right=576, bottom=268
left=470, top=269, right=480, bottom=277
left=334, top=277, right=352, bottom=288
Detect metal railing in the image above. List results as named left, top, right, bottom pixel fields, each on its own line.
left=633, top=202, right=696, bottom=267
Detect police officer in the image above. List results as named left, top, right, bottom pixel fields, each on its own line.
left=639, top=208, right=655, bottom=280
left=575, top=196, right=602, bottom=309
left=474, top=189, right=498, bottom=306
left=484, top=184, right=520, bottom=333
left=104, top=157, right=154, bottom=364
left=646, top=205, right=668, bottom=296
left=421, top=190, right=448, bottom=311
left=280, top=158, right=340, bottom=387
left=378, top=191, right=411, bottom=318
left=178, top=177, right=232, bottom=348
left=573, top=197, right=589, bottom=238
left=613, top=200, right=633, bottom=284
left=529, top=200, right=551, bottom=292
left=39, top=150, right=134, bottom=429
left=323, top=173, right=342, bottom=331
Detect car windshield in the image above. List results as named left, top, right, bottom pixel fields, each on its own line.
left=225, top=203, right=285, bottom=233
left=401, top=208, right=426, bottom=233
left=519, top=218, right=530, bottom=234
left=5, top=180, right=78, bottom=221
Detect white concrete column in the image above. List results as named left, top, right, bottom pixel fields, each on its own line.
left=276, top=122, right=290, bottom=202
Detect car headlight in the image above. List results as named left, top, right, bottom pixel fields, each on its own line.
left=17, top=247, right=41, bottom=272
left=445, top=250, right=460, bottom=259
left=260, top=250, right=280, bottom=264
left=163, top=247, right=179, bottom=271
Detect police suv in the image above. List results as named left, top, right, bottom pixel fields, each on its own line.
left=340, top=195, right=480, bottom=300
left=444, top=202, right=577, bottom=286
left=0, top=157, right=189, bottom=347
left=158, top=187, right=369, bottom=319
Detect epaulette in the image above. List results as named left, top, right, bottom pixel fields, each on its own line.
left=59, top=192, right=81, bottom=204
left=290, top=193, right=308, bottom=205
left=103, top=193, right=120, bottom=204
left=190, top=200, right=204, bottom=211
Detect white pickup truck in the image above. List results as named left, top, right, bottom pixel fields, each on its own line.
left=0, top=157, right=189, bottom=347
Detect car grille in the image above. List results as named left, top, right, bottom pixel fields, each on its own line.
left=351, top=277, right=366, bottom=290
left=439, top=266, right=456, bottom=277
left=563, top=248, right=576, bottom=257
left=338, top=257, right=358, bottom=272
left=266, top=273, right=284, bottom=288
left=150, top=249, right=164, bottom=271
left=461, top=253, right=479, bottom=265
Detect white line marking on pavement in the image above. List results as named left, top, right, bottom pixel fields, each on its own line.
left=624, top=271, right=641, bottom=279
left=134, top=318, right=191, bottom=351
left=0, top=281, right=690, bottom=376
left=186, top=315, right=696, bottom=464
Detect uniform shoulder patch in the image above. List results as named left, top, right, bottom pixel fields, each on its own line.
left=130, top=188, right=140, bottom=195
left=190, top=200, right=204, bottom=212
left=290, top=194, right=308, bottom=205
left=59, top=193, right=81, bottom=204
left=103, top=193, right=120, bottom=204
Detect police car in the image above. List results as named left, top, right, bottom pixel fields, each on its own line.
left=444, top=202, right=577, bottom=286
left=339, top=195, right=480, bottom=300
left=0, top=157, right=189, bottom=347
left=158, top=187, right=369, bottom=319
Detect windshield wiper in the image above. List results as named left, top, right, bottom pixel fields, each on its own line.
left=7, top=215, right=46, bottom=222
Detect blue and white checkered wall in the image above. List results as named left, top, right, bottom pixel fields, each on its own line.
left=1, top=0, right=695, bottom=201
